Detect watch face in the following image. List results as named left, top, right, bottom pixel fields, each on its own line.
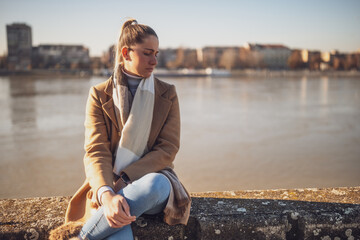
left=121, top=172, right=130, bottom=183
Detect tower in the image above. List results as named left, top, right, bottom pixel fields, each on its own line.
left=6, top=23, right=32, bottom=70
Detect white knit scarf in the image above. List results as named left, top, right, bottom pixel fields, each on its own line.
left=112, top=71, right=155, bottom=175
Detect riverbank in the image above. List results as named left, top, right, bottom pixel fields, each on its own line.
left=1, top=187, right=359, bottom=239
left=1, top=68, right=360, bottom=78
left=0, top=69, right=91, bottom=77
left=230, top=69, right=360, bottom=78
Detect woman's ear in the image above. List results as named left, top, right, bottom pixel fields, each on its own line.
left=122, top=47, right=131, bottom=61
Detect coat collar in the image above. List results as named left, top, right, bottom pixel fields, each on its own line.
left=102, top=73, right=172, bottom=149
left=104, top=73, right=168, bottom=97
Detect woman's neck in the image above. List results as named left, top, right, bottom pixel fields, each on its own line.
left=122, top=68, right=143, bottom=80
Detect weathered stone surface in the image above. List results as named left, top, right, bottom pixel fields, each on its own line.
left=299, top=203, right=360, bottom=240
left=190, top=196, right=360, bottom=240
left=1, top=187, right=360, bottom=240
left=190, top=197, right=287, bottom=239
left=0, top=196, right=70, bottom=240
left=192, top=187, right=360, bottom=204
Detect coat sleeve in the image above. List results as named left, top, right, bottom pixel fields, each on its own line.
left=83, top=86, right=114, bottom=198
left=123, top=85, right=180, bottom=181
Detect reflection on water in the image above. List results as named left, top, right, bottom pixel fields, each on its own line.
left=321, top=77, right=328, bottom=106
left=0, top=75, right=359, bottom=198
left=300, top=76, right=307, bottom=106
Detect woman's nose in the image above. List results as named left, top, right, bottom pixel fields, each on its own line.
left=149, top=55, right=157, bottom=65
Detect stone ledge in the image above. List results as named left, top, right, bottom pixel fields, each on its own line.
left=0, top=187, right=359, bottom=240
left=192, top=186, right=360, bottom=204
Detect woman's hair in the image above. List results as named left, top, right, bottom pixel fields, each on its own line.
left=114, top=19, right=158, bottom=78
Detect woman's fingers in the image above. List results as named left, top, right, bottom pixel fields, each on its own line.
left=107, top=216, right=128, bottom=228
left=103, top=194, right=136, bottom=228
left=119, top=196, right=133, bottom=219
left=105, top=207, right=132, bottom=228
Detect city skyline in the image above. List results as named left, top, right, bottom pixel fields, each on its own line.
left=1, top=0, right=360, bottom=56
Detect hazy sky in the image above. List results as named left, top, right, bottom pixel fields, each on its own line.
left=1, top=0, right=359, bottom=56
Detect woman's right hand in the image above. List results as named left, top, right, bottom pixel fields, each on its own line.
left=101, top=191, right=136, bottom=228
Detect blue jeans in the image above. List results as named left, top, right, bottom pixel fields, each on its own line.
left=80, top=173, right=171, bottom=240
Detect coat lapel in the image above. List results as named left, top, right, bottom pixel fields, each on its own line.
left=102, top=77, right=120, bottom=131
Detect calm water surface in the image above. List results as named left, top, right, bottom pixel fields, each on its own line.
left=0, top=75, right=359, bottom=198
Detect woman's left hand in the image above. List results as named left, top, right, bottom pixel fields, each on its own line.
left=101, top=191, right=136, bottom=228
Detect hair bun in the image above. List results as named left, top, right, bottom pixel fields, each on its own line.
left=121, top=18, right=137, bottom=32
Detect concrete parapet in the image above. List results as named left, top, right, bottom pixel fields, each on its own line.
left=1, top=187, right=359, bottom=239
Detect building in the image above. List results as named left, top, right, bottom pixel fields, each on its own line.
left=202, top=47, right=226, bottom=69
left=300, top=50, right=322, bottom=70
left=218, top=47, right=242, bottom=70
left=156, top=48, right=177, bottom=69
left=0, top=55, right=7, bottom=69
left=320, top=52, right=331, bottom=70
left=6, top=23, right=32, bottom=70
left=244, top=43, right=292, bottom=69
left=161, top=48, right=200, bottom=69
left=32, top=44, right=90, bottom=69
left=100, top=45, right=116, bottom=69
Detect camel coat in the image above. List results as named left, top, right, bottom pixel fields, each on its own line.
left=65, top=75, right=183, bottom=224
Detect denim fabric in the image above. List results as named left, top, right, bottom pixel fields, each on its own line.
left=80, top=173, right=171, bottom=240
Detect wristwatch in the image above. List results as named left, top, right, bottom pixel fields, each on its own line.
left=120, top=172, right=131, bottom=185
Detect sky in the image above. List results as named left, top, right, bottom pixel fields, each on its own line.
left=1, top=0, right=359, bottom=56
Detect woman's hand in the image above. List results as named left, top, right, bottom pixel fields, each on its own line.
left=101, top=191, right=136, bottom=228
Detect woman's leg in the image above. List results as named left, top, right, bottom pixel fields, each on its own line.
left=80, top=173, right=171, bottom=240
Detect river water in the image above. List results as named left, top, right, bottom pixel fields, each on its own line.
left=0, top=74, right=359, bottom=198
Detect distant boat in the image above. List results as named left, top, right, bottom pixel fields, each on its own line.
left=204, top=68, right=231, bottom=77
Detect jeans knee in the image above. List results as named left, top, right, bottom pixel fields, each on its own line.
left=144, top=173, right=171, bottom=201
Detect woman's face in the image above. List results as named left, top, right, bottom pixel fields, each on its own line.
left=123, top=35, right=159, bottom=78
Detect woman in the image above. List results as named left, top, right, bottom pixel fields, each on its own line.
left=50, top=19, right=191, bottom=240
